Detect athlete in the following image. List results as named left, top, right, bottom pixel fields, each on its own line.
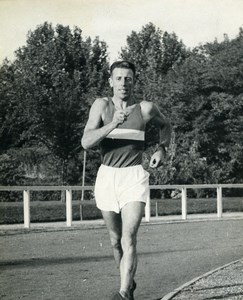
left=81, top=61, right=171, bottom=300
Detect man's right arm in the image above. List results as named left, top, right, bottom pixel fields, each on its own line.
left=81, top=99, right=126, bottom=150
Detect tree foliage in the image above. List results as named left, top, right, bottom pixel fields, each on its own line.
left=1, top=22, right=242, bottom=197
left=0, top=22, right=109, bottom=187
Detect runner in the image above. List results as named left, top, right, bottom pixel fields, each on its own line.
left=81, top=60, right=171, bottom=300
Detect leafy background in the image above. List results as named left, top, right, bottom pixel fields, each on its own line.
left=1, top=22, right=243, bottom=201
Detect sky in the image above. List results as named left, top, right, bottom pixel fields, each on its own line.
left=0, top=0, right=243, bottom=64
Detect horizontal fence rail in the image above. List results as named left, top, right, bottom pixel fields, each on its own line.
left=0, top=184, right=243, bottom=228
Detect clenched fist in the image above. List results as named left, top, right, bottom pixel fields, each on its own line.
left=149, top=149, right=165, bottom=168
left=112, top=110, right=128, bottom=126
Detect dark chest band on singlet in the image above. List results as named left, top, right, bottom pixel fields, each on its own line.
left=100, top=98, right=145, bottom=168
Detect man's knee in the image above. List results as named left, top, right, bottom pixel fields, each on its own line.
left=110, top=232, right=122, bottom=250
left=121, top=233, right=137, bottom=253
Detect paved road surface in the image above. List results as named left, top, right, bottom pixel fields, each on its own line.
left=1, top=218, right=243, bottom=300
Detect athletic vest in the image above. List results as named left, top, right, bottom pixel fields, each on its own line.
left=100, top=98, right=145, bottom=167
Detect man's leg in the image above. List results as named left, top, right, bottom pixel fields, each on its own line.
left=119, top=201, right=145, bottom=298
left=102, top=210, right=123, bottom=268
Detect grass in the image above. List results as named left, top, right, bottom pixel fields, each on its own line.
left=0, top=197, right=243, bottom=224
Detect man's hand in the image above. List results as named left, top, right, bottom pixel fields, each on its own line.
left=149, top=149, right=166, bottom=168
left=112, top=110, right=128, bottom=126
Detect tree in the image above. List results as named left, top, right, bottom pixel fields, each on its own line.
left=120, top=23, right=187, bottom=99
left=167, top=29, right=243, bottom=185
left=0, top=22, right=109, bottom=187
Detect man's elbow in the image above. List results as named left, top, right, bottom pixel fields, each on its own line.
left=81, top=137, right=90, bottom=150
left=161, top=119, right=171, bottom=131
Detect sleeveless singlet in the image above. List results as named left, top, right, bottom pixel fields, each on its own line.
left=100, top=98, right=145, bottom=168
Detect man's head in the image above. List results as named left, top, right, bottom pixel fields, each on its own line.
left=110, top=61, right=136, bottom=77
left=109, top=61, right=136, bottom=100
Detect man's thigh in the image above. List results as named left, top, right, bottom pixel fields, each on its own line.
left=102, top=210, right=122, bottom=238
left=121, top=202, right=145, bottom=236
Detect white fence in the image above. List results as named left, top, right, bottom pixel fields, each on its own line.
left=0, top=184, right=243, bottom=228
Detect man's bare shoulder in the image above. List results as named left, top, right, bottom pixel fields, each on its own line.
left=140, top=100, right=156, bottom=119
left=93, top=97, right=109, bottom=107
left=140, top=100, right=154, bottom=112
left=90, top=97, right=110, bottom=113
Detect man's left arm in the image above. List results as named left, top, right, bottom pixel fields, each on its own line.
left=148, top=103, right=172, bottom=168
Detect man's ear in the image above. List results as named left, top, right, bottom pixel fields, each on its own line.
left=109, top=77, right=113, bottom=87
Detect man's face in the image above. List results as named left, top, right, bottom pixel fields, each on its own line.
left=109, top=68, right=134, bottom=100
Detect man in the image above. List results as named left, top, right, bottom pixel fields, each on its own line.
left=81, top=61, right=171, bottom=300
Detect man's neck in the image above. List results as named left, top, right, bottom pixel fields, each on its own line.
left=112, top=96, right=134, bottom=110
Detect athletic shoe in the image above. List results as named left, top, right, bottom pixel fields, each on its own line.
left=111, top=292, right=130, bottom=300
left=130, top=280, right=137, bottom=300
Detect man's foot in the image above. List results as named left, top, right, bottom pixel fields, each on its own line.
left=111, top=281, right=137, bottom=300
left=111, top=292, right=130, bottom=300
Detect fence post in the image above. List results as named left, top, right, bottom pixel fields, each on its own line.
left=66, top=189, right=72, bottom=227
left=145, top=195, right=151, bottom=222
left=181, top=187, right=187, bottom=220
left=217, top=186, right=223, bottom=218
left=23, top=190, right=30, bottom=228
left=155, top=201, right=158, bottom=218
left=80, top=150, right=87, bottom=221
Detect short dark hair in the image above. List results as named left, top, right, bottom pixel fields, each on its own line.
left=110, top=60, right=136, bottom=76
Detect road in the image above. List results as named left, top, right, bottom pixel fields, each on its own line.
left=1, top=218, right=243, bottom=300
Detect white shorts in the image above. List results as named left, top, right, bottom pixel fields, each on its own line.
left=94, top=164, right=150, bottom=213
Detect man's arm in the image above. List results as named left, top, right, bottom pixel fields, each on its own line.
left=81, top=99, right=127, bottom=150
left=151, top=104, right=172, bottom=149
left=140, top=101, right=172, bottom=168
